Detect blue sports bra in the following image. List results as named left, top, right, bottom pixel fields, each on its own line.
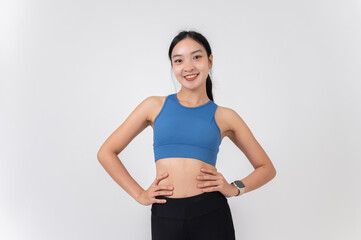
left=153, top=93, right=222, bottom=166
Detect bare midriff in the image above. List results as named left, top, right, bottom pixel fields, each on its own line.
left=155, top=157, right=218, bottom=198
left=150, top=96, right=225, bottom=198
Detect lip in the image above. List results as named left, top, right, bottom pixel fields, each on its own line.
left=184, top=73, right=200, bottom=77
left=183, top=73, right=199, bottom=81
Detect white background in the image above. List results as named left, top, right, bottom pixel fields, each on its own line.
left=1, top=0, right=360, bottom=239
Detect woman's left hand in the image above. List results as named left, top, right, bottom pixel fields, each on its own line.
left=196, top=168, right=239, bottom=198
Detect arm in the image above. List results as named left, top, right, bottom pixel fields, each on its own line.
left=97, top=96, right=156, bottom=202
left=224, top=108, right=276, bottom=195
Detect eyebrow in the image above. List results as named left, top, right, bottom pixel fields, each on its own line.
left=172, top=49, right=203, bottom=59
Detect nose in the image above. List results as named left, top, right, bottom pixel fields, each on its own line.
left=184, top=60, right=195, bottom=72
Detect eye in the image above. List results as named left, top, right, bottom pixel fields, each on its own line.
left=194, top=55, right=202, bottom=59
left=174, top=59, right=182, bottom=63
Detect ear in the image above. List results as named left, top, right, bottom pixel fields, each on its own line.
left=208, top=54, right=213, bottom=68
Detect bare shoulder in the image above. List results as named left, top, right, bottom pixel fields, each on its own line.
left=216, top=105, right=275, bottom=172
left=214, top=105, right=235, bottom=139
left=135, top=95, right=164, bottom=122
left=214, top=105, right=248, bottom=139
left=216, top=104, right=257, bottom=151
left=145, top=95, right=167, bottom=127
left=97, top=95, right=165, bottom=155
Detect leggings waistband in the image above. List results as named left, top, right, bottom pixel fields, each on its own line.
left=151, top=191, right=228, bottom=220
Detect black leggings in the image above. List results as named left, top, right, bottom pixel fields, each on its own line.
left=151, top=191, right=236, bottom=240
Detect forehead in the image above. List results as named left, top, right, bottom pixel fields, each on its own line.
left=172, top=38, right=205, bottom=58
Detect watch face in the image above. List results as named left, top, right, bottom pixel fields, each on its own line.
left=234, top=180, right=245, bottom=188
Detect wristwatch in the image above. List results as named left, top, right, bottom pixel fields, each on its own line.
left=231, top=180, right=245, bottom=196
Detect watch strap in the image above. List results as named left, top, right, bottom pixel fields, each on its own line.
left=232, top=181, right=245, bottom=197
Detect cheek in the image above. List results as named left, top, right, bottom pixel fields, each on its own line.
left=172, top=67, right=181, bottom=74
left=175, top=70, right=183, bottom=76
left=195, top=61, right=208, bottom=70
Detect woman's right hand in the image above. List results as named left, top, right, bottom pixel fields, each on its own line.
left=136, top=172, right=174, bottom=206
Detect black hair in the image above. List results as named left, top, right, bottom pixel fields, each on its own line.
left=168, top=30, right=214, bottom=101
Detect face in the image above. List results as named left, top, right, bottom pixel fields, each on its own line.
left=171, top=38, right=213, bottom=89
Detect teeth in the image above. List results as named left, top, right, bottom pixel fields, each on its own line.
left=185, top=74, right=198, bottom=78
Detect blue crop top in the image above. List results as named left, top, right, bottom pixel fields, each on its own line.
left=153, top=93, right=222, bottom=166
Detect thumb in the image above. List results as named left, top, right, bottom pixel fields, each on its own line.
left=154, top=172, right=168, bottom=185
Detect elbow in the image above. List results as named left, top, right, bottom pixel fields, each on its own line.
left=97, top=149, right=109, bottom=162
left=97, top=150, right=104, bottom=162
left=271, top=166, right=277, bottom=179
left=97, top=148, right=118, bottom=162
left=264, top=162, right=276, bottom=180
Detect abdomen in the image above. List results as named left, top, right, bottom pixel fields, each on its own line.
left=155, top=157, right=218, bottom=198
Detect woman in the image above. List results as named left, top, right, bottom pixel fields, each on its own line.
left=97, top=30, right=277, bottom=240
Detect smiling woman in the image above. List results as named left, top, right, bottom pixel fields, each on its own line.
left=97, top=30, right=276, bottom=240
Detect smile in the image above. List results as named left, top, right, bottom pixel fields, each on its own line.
left=184, top=73, right=200, bottom=81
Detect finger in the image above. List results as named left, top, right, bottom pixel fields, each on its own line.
left=198, top=181, right=219, bottom=188
left=154, top=172, right=168, bottom=185
left=200, top=168, right=217, bottom=175
left=155, top=198, right=167, bottom=204
left=155, top=190, right=173, bottom=196
left=157, top=185, right=174, bottom=190
left=202, top=186, right=218, bottom=192
left=196, top=175, right=216, bottom=180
